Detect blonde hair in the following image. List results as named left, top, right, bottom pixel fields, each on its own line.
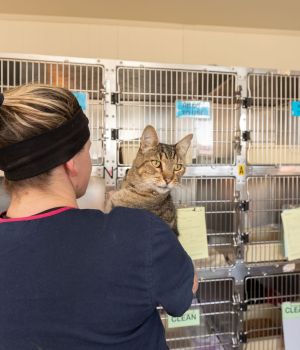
left=0, top=84, right=80, bottom=192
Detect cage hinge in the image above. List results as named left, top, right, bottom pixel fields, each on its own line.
left=240, top=232, right=249, bottom=244
left=111, top=129, right=119, bottom=140
left=111, top=92, right=119, bottom=104
left=242, top=97, right=253, bottom=108
left=242, top=130, right=251, bottom=142
left=238, top=201, right=249, bottom=212
left=239, top=301, right=248, bottom=311
left=239, top=331, right=247, bottom=343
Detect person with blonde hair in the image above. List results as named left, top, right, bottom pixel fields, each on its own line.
left=0, top=85, right=197, bottom=350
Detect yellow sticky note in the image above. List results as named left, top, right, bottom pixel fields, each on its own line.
left=177, top=207, right=209, bottom=260
left=281, top=207, right=300, bottom=261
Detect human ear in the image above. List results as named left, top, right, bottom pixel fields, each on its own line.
left=64, top=158, right=78, bottom=177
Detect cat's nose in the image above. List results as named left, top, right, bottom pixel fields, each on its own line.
left=164, top=177, right=172, bottom=184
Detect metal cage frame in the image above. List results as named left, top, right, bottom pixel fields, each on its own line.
left=1, top=53, right=300, bottom=349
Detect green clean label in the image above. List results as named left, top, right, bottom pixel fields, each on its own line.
left=167, top=309, right=200, bottom=328
left=282, top=302, right=300, bottom=320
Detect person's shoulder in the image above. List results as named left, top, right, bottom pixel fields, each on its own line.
left=109, top=206, right=155, bottom=219
left=65, top=207, right=170, bottom=238
left=109, top=206, right=169, bottom=229
left=63, top=208, right=105, bottom=220
left=106, top=206, right=153, bottom=228
left=66, top=207, right=164, bottom=223
left=61, top=207, right=153, bottom=224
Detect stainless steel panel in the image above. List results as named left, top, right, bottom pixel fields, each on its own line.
left=242, top=273, right=300, bottom=350
left=161, top=278, right=237, bottom=350
left=247, top=74, right=300, bottom=166
left=116, top=67, right=239, bottom=166
left=0, top=58, right=105, bottom=166
left=245, top=176, right=300, bottom=264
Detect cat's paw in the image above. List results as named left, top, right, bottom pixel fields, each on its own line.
left=103, top=190, right=116, bottom=213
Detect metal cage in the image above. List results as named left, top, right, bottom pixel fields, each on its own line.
left=173, top=177, right=237, bottom=270
left=242, top=272, right=300, bottom=350
left=0, top=57, right=105, bottom=165
left=247, top=73, right=300, bottom=165
left=116, top=66, right=239, bottom=166
left=245, top=176, right=300, bottom=264
left=2, top=54, right=300, bottom=350
left=116, top=176, right=236, bottom=270
left=160, top=278, right=237, bottom=350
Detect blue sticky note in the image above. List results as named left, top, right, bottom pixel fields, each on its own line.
left=176, top=100, right=210, bottom=119
left=73, top=91, right=88, bottom=111
left=291, top=101, right=300, bottom=117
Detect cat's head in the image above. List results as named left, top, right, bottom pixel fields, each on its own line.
left=129, top=125, right=193, bottom=194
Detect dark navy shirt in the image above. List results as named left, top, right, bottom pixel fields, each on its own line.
left=0, top=207, right=194, bottom=350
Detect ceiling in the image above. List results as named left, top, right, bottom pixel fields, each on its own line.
left=2, top=0, right=300, bottom=32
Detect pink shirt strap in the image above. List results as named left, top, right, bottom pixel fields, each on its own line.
left=0, top=207, right=76, bottom=223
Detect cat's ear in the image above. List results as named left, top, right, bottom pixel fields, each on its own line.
left=140, top=125, right=159, bottom=152
left=176, top=134, right=193, bottom=158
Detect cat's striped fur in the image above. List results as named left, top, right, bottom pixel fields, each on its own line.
left=107, top=125, right=193, bottom=236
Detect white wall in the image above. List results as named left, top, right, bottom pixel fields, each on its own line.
left=1, top=14, right=300, bottom=70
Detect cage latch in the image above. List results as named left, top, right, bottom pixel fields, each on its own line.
left=238, top=201, right=249, bottom=212
left=240, top=232, right=249, bottom=244
left=242, top=97, right=253, bottom=108
left=111, top=92, right=119, bottom=104
left=111, top=129, right=119, bottom=140
left=242, top=131, right=251, bottom=142
left=239, top=331, right=247, bottom=343
left=239, top=301, right=248, bottom=311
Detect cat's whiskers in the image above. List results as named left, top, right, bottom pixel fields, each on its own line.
left=109, top=125, right=193, bottom=236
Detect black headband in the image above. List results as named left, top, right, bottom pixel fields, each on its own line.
left=0, top=108, right=90, bottom=181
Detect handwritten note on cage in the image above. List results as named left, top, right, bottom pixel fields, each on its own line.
left=176, top=100, right=213, bottom=158
left=176, top=100, right=211, bottom=119
left=281, top=207, right=300, bottom=260
left=177, top=207, right=209, bottom=260
left=167, top=309, right=200, bottom=328
left=282, top=302, right=300, bottom=350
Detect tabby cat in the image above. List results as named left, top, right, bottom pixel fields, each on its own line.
left=107, top=125, right=193, bottom=236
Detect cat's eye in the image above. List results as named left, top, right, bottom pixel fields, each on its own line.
left=174, top=164, right=183, bottom=171
left=151, top=160, right=161, bottom=168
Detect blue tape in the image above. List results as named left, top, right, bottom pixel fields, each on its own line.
left=73, top=91, right=88, bottom=111
left=291, top=101, right=300, bottom=117
left=176, top=100, right=210, bottom=119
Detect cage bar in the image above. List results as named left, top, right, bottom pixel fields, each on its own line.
left=160, top=278, right=236, bottom=350
left=116, top=67, right=238, bottom=166
left=0, top=58, right=105, bottom=165
left=245, top=176, right=300, bottom=264
left=242, top=273, right=300, bottom=350
left=247, top=73, right=300, bottom=165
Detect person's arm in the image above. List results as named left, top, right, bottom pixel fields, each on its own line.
left=149, top=213, right=196, bottom=317
left=193, top=272, right=198, bottom=294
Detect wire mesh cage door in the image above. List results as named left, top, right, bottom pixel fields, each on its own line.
left=242, top=272, right=300, bottom=350
left=245, top=176, right=300, bottom=264
left=247, top=73, right=300, bottom=165
left=172, top=177, right=237, bottom=270
left=160, top=278, right=237, bottom=350
left=116, top=66, right=239, bottom=167
left=0, top=57, right=105, bottom=166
